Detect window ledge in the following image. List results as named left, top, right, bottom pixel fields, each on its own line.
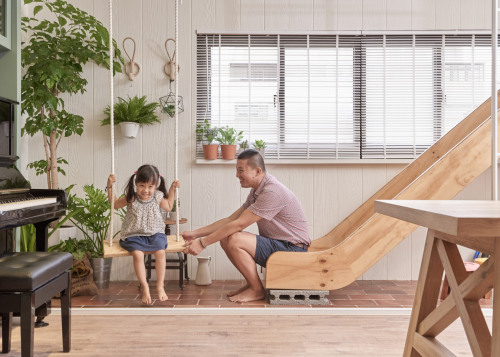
left=195, top=158, right=413, bottom=165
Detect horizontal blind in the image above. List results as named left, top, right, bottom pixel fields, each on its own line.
left=196, top=33, right=498, bottom=160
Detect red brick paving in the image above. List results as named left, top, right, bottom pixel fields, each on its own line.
left=51, top=279, right=493, bottom=309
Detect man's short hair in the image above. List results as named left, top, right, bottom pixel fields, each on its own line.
left=237, top=149, right=266, bottom=172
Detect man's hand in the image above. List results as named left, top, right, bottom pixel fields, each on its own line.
left=183, top=238, right=203, bottom=256
left=180, top=231, right=196, bottom=242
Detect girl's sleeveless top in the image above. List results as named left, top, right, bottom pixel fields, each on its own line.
left=121, top=191, right=166, bottom=239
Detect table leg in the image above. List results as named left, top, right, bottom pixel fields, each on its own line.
left=492, top=239, right=500, bottom=355
left=404, top=229, right=444, bottom=357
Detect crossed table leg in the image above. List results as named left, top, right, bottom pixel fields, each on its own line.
left=405, top=229, right=496, bottom=356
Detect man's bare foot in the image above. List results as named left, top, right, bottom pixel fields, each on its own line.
left=226, top=284, right=249, bottom=297
left=157, top=287, right=168, bottom=301
left=141, top=284, right=152, bottom=305
left=228, top=287, right=267, bottom=303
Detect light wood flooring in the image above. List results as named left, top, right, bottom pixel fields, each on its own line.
left=6, top=314, right=489, bottom=356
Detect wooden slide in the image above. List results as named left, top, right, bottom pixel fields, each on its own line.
left=265, top=93, right=500, bottom=290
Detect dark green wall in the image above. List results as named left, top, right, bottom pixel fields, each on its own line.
left=0, top=0, right=21, bottom=157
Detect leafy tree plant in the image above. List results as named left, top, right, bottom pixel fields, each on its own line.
left=196, top=119, right=219, bottom=144
left=101, top=95, right=160, bottom=126
left=21, top=0, right=124, bottom=189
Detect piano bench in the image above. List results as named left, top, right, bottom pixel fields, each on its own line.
left=0, top=252, right=72, bottom=357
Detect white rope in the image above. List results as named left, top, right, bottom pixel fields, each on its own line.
left=108, top=0, right=115, bottom=247
left=175, top=0, right=180, bottom=242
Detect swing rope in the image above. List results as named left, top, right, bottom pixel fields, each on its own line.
left=174, top=0, right=180, bottom=242
left=108, top=0, right=115, bottom=247
left=107, top=0, right=181, bottom=247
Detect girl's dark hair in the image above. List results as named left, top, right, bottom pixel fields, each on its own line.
left=124, top=164, right=168, bottom=203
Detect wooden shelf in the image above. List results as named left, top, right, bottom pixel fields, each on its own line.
left=164, top=218, right=187, bottom=225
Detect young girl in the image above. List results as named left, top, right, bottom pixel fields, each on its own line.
left=107, top=164, right=180, bottom=305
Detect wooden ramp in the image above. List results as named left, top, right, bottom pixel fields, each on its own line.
left=265, top=92, right=500, bottom=290
left=103, top=235, right=185, bottom=257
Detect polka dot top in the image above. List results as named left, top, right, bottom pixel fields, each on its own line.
left=121, top=191, right=166, bottom=239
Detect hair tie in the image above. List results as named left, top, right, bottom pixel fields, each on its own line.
left=134, top=171, right=137, bottom=174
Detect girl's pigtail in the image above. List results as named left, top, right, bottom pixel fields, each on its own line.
left=158, top=175, right=168, bottom=198
left=124, top=174, right=136, bottom=203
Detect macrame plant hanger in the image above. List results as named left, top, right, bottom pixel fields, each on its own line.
left=107, top=0, right=182, bottom=249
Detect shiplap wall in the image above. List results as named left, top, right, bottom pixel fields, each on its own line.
left=21, top=0, right=495, bottom=282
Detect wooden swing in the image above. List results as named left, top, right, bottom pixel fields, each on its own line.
left=103, top=0, right=184, bottom=259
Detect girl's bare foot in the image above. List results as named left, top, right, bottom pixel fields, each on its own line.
left=226, top=284, right=249, bottom=297
left=141, top=284, right=152, bottom=305
left=228, top=287, right=267, bottom=303
left=157, top=287, right=168, bottom=301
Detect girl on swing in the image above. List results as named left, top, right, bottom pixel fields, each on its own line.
left=107, top=164, right=180, bottom=304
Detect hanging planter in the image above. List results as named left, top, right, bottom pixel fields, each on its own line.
left=159, top=86, right=184, bottom=117
left=119, top=122, right=140, bottom=139
left=101, top=95, right=161, bottom=139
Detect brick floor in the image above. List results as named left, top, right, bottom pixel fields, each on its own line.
left=51, top=279, right=493, bottom=309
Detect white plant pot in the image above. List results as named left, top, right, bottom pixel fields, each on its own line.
left=119, top=122, right=140, bottom=139
left=169, top=211, right=178, bottom=221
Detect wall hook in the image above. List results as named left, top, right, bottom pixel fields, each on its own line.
left=164, top=38, right=180, bottom=81
left=123, top=37, right=141, bottom=81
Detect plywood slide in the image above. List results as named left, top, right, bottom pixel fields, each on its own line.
left=265, top=92, right=500, bottom=290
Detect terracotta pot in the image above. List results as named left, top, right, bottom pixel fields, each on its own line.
left=203, top=144, right=219, bottom=160
left=220, top=144, right=237, bottom=160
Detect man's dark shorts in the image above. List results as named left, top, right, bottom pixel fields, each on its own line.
left=254, top=235, right=307, bottom=267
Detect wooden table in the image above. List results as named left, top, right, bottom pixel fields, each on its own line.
left=375, top=200, right=499, bottom=357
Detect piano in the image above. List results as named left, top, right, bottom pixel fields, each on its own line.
left=0, top=98, right=67, bottom=324
left=0, top=155, right=67, bottom=253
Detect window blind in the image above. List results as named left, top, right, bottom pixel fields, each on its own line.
left=196, top=33, right=498, bottom=160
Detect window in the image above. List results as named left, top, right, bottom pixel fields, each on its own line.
left=196, top=33, right=497, bottom=160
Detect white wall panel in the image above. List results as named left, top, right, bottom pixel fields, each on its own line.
left=216, top=0, right=241, bottom=32
left=337, top=0, right=362, bottom=31
left=241, top=0, right=265, bottom=31
left=412, top=0, right=435, bottom=30
left=313, top=0, right=337, bottom=31
left=460, top=0, right=490, bottom=30
left=312, top=166, right=339, bottom=239
left=363, top=0, right=386, bottom=31
left=386, top=0, right=411, bottom=30
left=436, top=0, right=460, bottom=30
left=289, top=0, right=314, bottom=31
left=265, top=0, right=289, bottom=31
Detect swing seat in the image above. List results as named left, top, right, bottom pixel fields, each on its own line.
left=103, top=235, right=186, bottom=258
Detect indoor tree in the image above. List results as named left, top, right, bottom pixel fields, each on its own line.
left=21, top=0, right=124, bottom=189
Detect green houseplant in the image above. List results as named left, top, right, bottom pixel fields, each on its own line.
left=253, top=139, right=267, bottom=157
left=101, top=95, right=161, bottom=139
left=217, top=126, right=243, bottom=160
left=65, top=184, right=115, bottom=289
left=196, top=119, right=220, bottom=160
left=21, top=0, right=124, bottom=190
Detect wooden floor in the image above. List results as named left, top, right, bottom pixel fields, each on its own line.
left=6, top=314, right=488, bottom=356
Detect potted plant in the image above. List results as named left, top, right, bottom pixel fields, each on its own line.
left=21, top=0, right=124, bottom=190
left=196, top=119, right=219, bottom=160
left=101, top=95, right=160, bottom=139
left=216, top=126, right=244, bottom=160
left=64, top=184, right=115, bottom=289
left=169, top=199, right=180, bottom=221
left=253, top=139, right=267, bottom=157
left=239, top=139, right=249, bottom=153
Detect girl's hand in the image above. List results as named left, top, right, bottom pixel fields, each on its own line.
left=107, top=174, right=116, bottom=189
left=170, top=180, right=180, bottom=190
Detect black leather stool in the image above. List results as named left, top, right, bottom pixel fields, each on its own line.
left=0, top=252, right=72, bottom=357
